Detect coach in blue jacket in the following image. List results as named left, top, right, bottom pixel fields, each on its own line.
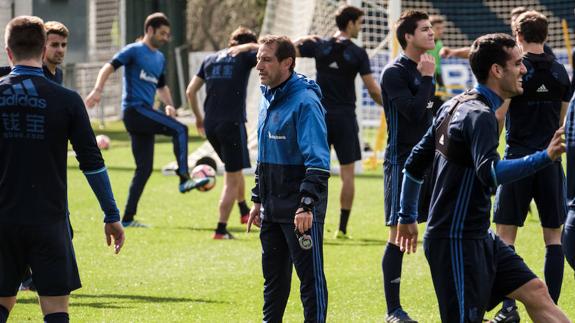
left=247, top=35, right=331, bottom=323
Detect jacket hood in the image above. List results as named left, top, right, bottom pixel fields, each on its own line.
left=260, top=72, right=322, bottom=104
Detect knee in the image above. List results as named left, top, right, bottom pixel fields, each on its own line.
left=177, top=124, right=188, bottom=136
left=520, top=278, right=554, bottom=308
left=135, top=164, right=153, bottom=178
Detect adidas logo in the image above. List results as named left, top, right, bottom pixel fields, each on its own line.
left=390, top=277, right=401, bottom=284
left=426, top=101, right=434, bottom=109
left=0, top=79, right=46, bottom=109
left=536, top=84, right=548, bottom=93
left=328, top=61, right=339, bottom=69
left=439, top=134, right=445, bottom=145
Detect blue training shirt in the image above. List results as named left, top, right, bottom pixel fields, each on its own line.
left=404, top=85, right=502, bottom=239
left=111, top=42, right=166, bottom=110
left=298, top=37, right=372, bottom=115
left=196, top=49, right=257, bottom=126
left=505, top=52, right=572, bottom=157
left=380, top=54, right=435, bottom=164
left=0, top=65, right=108, bottom=225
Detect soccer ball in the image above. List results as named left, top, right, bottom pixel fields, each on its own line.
left=191, top=164, right=216, bottom=192
left=96, top=134, right=111, bottom=150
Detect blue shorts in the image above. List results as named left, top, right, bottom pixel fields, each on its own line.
left=384, top=160, right=431, bottom=226
left=205, top=121, right=250, bottom=172
left=493, top=161, right=566, bottom=228
left=424, top=232, right=536, bottom=322
left=0, top=217, right=81, bottom=297
left=326, top=114, right=361, bottom=165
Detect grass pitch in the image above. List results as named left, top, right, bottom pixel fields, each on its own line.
left=9, top=121, right=575, bottom=322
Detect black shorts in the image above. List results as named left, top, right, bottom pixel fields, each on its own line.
left=424, top=232, right=536, bottom=323
left=326, top=114, right=361, bottom=165
left=0, top=218, right=81, bottom=297
left=493, top=161, right=566, bottom=228
left=384, top=161, right=431, bottom=226
left=205, top=121, right=250, bottom=172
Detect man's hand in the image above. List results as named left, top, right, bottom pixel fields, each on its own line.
left=228, top=43, right=259, bottom=56
left=293, top=35, right=320, bottom=46
left=439, top=47, right=451, bottom=58
left=165, top=105, right=177, bottom=118
left=417, top=53, right=436, bottom=77
left=294, top=208, right=313, bottom=234
left=105, top=222, right=125, bottom=254
left=247, top=203, right=261, bottom=232
left=85, top=88, right=102, bottom=109
left=547, top=127, right=566, bottom=161
left=396, top=223, right=418, bottom=254
left=195, top=117, right=205, bottom=138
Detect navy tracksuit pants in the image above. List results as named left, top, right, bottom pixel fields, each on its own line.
left=260, top=220, right=327, bottom=323
left=122, top=105, right=189, bottom=218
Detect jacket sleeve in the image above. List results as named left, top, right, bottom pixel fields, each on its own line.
left=381, top=66, right=434, bottom=123
left=404, top=123, right=436, bottom=180
left=462, top=106, right=500, bottom=189
left=251, top=163, right=261, bottom=203
left=296, top=98, right=330, bottom=202
left=68, top=92, right=120, bottom=222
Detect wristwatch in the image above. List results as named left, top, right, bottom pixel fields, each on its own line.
left=300, top=196, right=314, bottom=212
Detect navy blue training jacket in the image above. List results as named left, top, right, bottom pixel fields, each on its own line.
left=252, top=73, right=330, bottom=223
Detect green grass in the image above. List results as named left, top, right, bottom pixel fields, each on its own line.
left=9, top=121, right=575, bottom=322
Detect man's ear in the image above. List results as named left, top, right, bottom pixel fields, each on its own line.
left=490, top=63, right=504, bottom=80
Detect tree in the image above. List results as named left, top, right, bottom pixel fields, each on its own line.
left=187, top=0, right=266, bottom=51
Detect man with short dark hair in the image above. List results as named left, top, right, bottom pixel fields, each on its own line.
left=247, top=35, right=330, bottom=323
left=0, top=15, right=125, bottom=323
left=86, top=12, right=207, bottom=228
left=491, top=11, right=572, bottom=322
left=379, top=9, right=436, bottom=323
left=295, top=5, right=383, bottom=239
left=0, top=20, right=68, bottom=84
left=186, top=27, right=258, bottom=239
left=42, top=21, right=68, bottom=83
left=396, top=33, right=570, bottom=323
left=0, top=20, right=72, bottom=293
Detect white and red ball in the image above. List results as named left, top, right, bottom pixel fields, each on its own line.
left=191, top=164, right=216, bottom=192
left=96, top=134, right=111, bottom=150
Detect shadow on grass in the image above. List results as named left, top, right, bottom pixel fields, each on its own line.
left=93, top=128, right=205, bottom=144
left=173, top=226, right=249, bottom=234
left=324, top=237, right=386, bottom=246
left=17, top=293, right=225, bottom=308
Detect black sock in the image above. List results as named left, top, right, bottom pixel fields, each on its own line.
left=44, top=312, right=69, bottom=323
left=0, top=305, right=9, bottom=323
left=545, top=244, right=564, bottom=304
left=238, top=201, right=250, bottom=216
left=502, top=245, right=517, bottom=309
left=339, top=209, right=351, bottom=234
left=122, top=213, right=134, bottom=223
left=216, top=222, right=227, bottom=234
left=382, top=243, right=404, bottom=314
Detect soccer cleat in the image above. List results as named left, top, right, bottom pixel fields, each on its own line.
left=179, top=177, right=210, bottom=193
left=19, top=277, right=36, bottom=292
left=213, top=230, right=235, bottom=240
left=386, top=308, right=418, bottom=323
left=491, top=306, right=520, bottom=323
left=121, top=220, right=150, bottom=228
left=240, top=214, right=249, bottom=224
left=334, top=230, right=352, bottom=240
